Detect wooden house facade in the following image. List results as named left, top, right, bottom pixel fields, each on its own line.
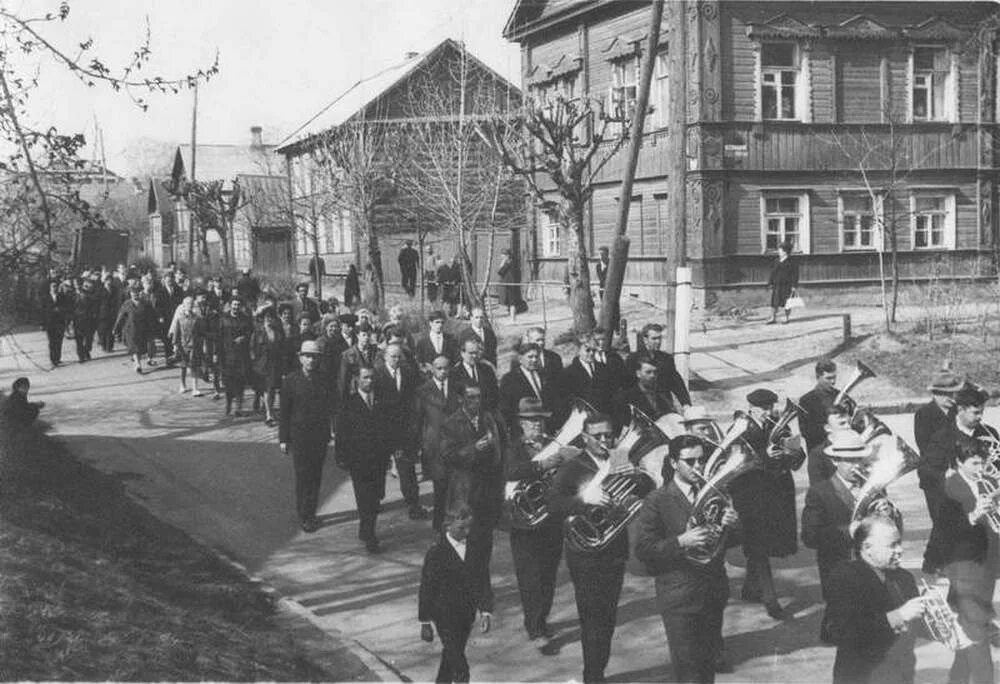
left=504, top=0, right=1000, bottom=303
left=276, top=38, right=526, bottom=291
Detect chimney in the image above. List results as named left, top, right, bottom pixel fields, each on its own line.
left=405, top=51, right=420, bottom=60
left=250, top=126, right=263, bottom=149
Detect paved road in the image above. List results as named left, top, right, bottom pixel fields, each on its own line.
left=3, top=318, right=999, bottom=683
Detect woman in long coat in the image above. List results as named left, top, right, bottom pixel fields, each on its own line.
left=113, top=285, right=151, bottom=374
left=344, top=264, right=361, bottom=308
left=731, top=389, right=804, bottom=620
left=250, top=306, right=285, bottom=426
left=767, top=240, right=799, bottom=324
left=217, top=300, right=253, bottom=416
left=496, top=248, right=520, bottom=323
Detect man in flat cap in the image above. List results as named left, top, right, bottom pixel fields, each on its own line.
left=914, top=367, right=962, bottom=531
left=279, top=340, right=335, bottom=533
left=732, top=388, right=804, bottom=620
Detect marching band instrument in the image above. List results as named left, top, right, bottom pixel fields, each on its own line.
left=563, top=406, right=667, bottom=553
left=974, top=473, right=1000, bottom=535
left=505, top=399, right=597, bottom=528
left=685, top=414, right=757, bottom=565
left=919, top=578, right=975, bottom=651
left=766, top=398, right=805, bottom=464
left=834, top=360, right=876, bottom=412
left=850, top=413, right=920, bottom=526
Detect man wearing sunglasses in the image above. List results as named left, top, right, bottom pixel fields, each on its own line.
left=636, top=434, right=740, bottom=683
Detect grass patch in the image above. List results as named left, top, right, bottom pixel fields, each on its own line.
left=0, top=417, right=333, bottom=681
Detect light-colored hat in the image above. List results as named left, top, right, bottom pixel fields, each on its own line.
left=928, top=369, right=964, bottom=393
left=299, top=340, right=322, bottom=356
left=823, top=429, right=874, bottom=460
left=517, top=397, right=552, bottom=418
left=682, top=405, right=712, bottom=424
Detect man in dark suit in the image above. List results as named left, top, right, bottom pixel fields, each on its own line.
left=499, top=342, right=558, bottom=436
left=338, top=321, right=378, bottom=404
left=505, top=398, right=570, bottom=642
left=919, top=383, right=992, bottom=541
left=824, top=517, right=925, bottom=684
left=416, top=310, right=459, bottom=366
left=525, top=326, right=564, bottom=380
left=802, top=429, right=873, bottom=622
left=411, top=355, right=462, bottom=531
left=560, top=332, right=613, bottom=416
left=450, top=337, right=499, bottom=412
left=72, top=277, right=100, bottom=363
left=925, top=436, right=1000, bottom=684
left=798, top=359, right=849, bottom=455
left=279, top=340, right=335, bottom=533
left=376, top=342, right=427, bottom=520
left=458, top=307, right=497, bottom=367
left=914, top=368, right=962, bottom=456
left=337, top=365, right=389, bottom=553
left=398, top=239, right=419, bottom=297
left=419, top=506, right=481, bottom=683
left=442, top=383, right=508, bottom=628
left=40, top=279, right=71, bottom=367
left=291, top=282, right=321, bottom=326
left=547, top=414, right=632, bottom=684
left=612, top=355, right=677, bottom=433
left=635, top=433, right=741, bottom=684
left=593, top=327, right=628, bottom=395
left=625, top=324, right=690, bottom=411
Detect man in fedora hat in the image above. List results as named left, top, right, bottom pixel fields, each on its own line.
left=914, top=367, right=962, bottom=526
left=505, top=397, right=571, bottom=642
left=802, top=429, right=874, bottom=620
left=279, top=339, right=335, bottom=533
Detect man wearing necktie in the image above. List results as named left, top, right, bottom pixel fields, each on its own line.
left=416, top=310, right=459, bottom=366
left=500, top=342, right=556, bottom=437
left=450, top=338, right=498, bottom=412
left=336, top=366, right=390, bottom=553
left=593, top=327, right=628, bottom=395
left=560, top=332, right=613, bottom=417
left=612, top=355, right=677, bottom=434
left=525, top=327, right=564, bottom=381
left=376, top=343, right=426, bottom=520
left=458, top=307, right=498, bottom=367
left=411, top=355, right=462, bottom=532
left=338, top=321, right=378, bottom=404
left=802, top=429, right=875, bottom=641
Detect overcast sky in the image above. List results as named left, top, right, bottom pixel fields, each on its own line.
left=9, top=0, right=521, bottom=176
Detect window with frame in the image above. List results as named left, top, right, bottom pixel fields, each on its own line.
left=760, top=43, right=799, bottom=121
left=762, top=195, right=803, bottom=252
left=840, top=195, right=878, bottom=251
left=911, top=194, right=955, bottom=249
left=609, top=56, right=639, bottom=128
left=654, top=50, right=670, bottom=128
left=541, top=212, right=561, bottom=257
left=912, top=46, right=950, bottom=122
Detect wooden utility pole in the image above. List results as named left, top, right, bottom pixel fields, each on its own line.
left=598, top=0, right=665, bottom=345
left=663, top=0, right=688, bottom=351
left=188, top=82, right=198, bottom=265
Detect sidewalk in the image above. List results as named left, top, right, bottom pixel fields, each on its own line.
left=2, top=306, right=993, bottom=683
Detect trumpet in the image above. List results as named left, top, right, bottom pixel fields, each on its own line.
left=505, top=399, right=596, bottom=528
left=919, top=578, right=975, bottom=651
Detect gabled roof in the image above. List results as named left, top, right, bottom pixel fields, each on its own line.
left=173, top=144, right=277, bottom=189
left=276, top=38, right=520, bottom=155
left=503, top=0, right=600, bottom=42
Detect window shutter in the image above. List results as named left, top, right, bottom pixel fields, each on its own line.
left=948, top=51, right=959, bottom=123
left=799, top=47, right=812, bottom=123
left=905, top=49, right=914, bottom=123
left=759, top=195, right=767, bottom=253
left=945, top=194, right=957, bottom=250
left=753, top=45, right=763, bottom=121
left=798, top=192, right=811, bottom=254
left=873, top=194, right=885, bottom=253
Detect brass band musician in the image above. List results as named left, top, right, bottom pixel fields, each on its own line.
left=731, top=389, right=804, bottom=620
left=504, top=397, right=570, bottom=642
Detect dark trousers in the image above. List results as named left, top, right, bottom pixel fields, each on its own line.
left=402, top=269, right=416, bottom=296
left=467, top=521, right=496, bottom=613
left=434, top=616, right=474, bottom=683
left=567, top=550, right=626, bottom=683
left=350, top=469, right=382, bottom=541
left=949, top=574, right=996, bottom=684
left=662, top=602, right=726, bottom=684
left=98, top=319, right=115, bottom=352
left=432, top=478, right=448, bottom=532
left=291, top=438, right=327, bottom=523
left=395, top=450, right=420, bottom=508
left=45, top=326, right=64, bottom=365
left=74, top=324, right=95, bottom=360
left=510, top=524, right=563, bottom=634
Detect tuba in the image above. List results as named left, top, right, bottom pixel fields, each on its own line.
left=505, top=399, right=596, bottom=528
left=765, top=398, right=805, bottom=466
left=563, top=406, right=669, bottom=553
left=850, top=413, right=920, bottom=526
left=920, top=578, right=975, bottom=651
left=834, top=360, right=877, bottom=414
left=685, top=414, right=757, bottom=565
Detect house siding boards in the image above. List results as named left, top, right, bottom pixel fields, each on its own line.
left=506, top=0, right=999, bottom=298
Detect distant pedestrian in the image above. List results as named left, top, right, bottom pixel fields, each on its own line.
left=40, top=279, right=71, bottom=368
left=168, top=295, right=205, bottom=396
left=279, top=340, right=335, bottom=533
left=218, top=299, right=253, bottom=416
left=595, top=246, right=610, bottom=300
left=767, top=240, right=799, bottom=325
left=399, top=239, right=419, bottom=297
left=344, top=264, right=361, bottom=308
left=72, top=277, right=100, bottom=363
left=250, top=305, right=285, bottom=426
left=497, top=248, right=520, bottom=324
left=425, top=245, right=441, bottom=304
left=113, top=285, right=151, bottom=374
left=236, top=267, right=261, bottom=306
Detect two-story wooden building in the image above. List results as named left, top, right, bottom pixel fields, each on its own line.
left=504, top=0, right=999, bottom=304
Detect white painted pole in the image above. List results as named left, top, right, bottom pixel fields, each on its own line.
left=674, top=266, right=693, bottom=384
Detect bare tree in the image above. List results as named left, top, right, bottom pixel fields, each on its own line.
left=179, top=178, right=248, bottom=267
left=311, top=117, right=401, bottom=311
left=477, top=96, right=628, bottom=332
left=398, top=44, right=520, bottom=312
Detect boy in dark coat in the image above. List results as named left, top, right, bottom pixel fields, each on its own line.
left=419, top=506, right=480, bottom=683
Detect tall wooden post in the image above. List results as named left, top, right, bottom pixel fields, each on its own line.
left=663, top=0, right=688, bottom=352
left=188, top=82, right=198, bottom=265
